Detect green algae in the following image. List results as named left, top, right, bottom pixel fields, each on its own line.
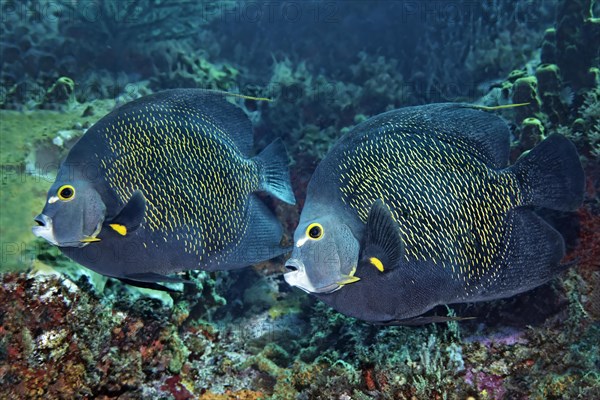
left=520, top=117, right=547, bottom=147
left=0, top=104, right=111, bottom=164
left=268, top=290, right=303, bottom=320
left=0, top=103, right=112, bottom=272
left=536, top=64, right=562, bottom=94
left=0, top=174, right=49, bottom=271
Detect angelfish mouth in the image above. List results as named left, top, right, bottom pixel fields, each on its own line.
left=283, top=259, right=342, bottom=294
left=284, top=258, right=302, bottom=273
left=32, top=214, right=59, bottom=246
left=32, top=214, right=103, bottom=247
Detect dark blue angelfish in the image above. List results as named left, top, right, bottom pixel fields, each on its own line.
left=285, top=103, right=583, bottom=324
left=33, top=89, right=295, bottom=288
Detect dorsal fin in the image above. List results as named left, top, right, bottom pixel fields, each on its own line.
left=114, top=89, right=256, bottom=156
left=377, top=103, right=511, bottom=168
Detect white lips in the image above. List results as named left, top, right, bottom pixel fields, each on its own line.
left=32, top=214, right=59, bottom=246
left=284, top=258, right=341, bottom=294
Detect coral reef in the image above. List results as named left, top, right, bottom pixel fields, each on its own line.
left=545, top=0, right=600, bottom=90
left=2, top=270, right=599, bottom=399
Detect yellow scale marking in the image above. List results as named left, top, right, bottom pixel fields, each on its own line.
left=337, top=116, right=523, bottom=294
left=96, top=98, right=259, bottom=266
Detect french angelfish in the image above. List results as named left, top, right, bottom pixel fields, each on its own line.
left=284, top=103, right=584, bottom=324
left=33, top=89, right=296, bottom=287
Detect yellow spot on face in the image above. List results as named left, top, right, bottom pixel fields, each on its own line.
left=369, top=257, right=384, bottom=272
left=109, top=224, right=127, bottom=236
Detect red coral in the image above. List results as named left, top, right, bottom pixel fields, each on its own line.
left=363, top=366, right=377, bottom=391
left=161, top=375, right=193, bottom=400
left=564, top=164, right=600, bottom=319
left=362, top=365, right=389, bottom=392
left=567, top=204, right=600, bottom=272
left=464, top=370, right=506, bottom=400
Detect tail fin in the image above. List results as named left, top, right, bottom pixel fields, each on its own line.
left=510, top=134, right=584, bottom=211
left=253, top=138, right=296, bottom=205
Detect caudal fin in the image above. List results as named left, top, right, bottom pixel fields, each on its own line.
left=511, top=134, right=584, bottom=211
left=253, top=138, right=296, bottom=205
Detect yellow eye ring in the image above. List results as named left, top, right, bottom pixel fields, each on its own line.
left=306, top=223, right=324, bottom=240
left=57, top=185, right=75, bottom=201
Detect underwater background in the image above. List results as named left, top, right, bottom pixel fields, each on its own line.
left=0, top=0, right=599, bottom=398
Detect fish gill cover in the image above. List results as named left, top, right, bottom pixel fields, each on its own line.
left=0, top=0, right=599, bottom=399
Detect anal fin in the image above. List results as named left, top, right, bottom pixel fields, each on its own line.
left=377, top=315, right=476, bottom=326
left=116, top=277, right=182, bottom=293
left=123, top=272, right=191, bottom=284
left=116, top=272, right=193, bottom=292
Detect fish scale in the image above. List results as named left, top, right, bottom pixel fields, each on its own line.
left=337, top=129, right=520, bottom=287
left=98, top=104, right=258, bottom=263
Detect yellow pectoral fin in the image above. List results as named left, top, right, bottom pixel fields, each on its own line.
left=80, top=236, right=101, bottom=243
left=369, top=257, right=385, bottom=272
left=337, top=275, right=361, bottom=286
left=109, top=224, right=127, bottom=236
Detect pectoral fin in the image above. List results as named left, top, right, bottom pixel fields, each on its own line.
left=107, top=191, right=146, bottom=235
left=359, top=199, right=404, bottom=273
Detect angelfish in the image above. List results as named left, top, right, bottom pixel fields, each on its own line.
left=284, top=103, right=584, bottom=324
left=33, top=89, right=296, bottom=288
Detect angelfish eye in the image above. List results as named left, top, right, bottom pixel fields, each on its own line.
left=57, top=185, right=75, bottom=201
left=306, top=223, right=323, bottom=240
